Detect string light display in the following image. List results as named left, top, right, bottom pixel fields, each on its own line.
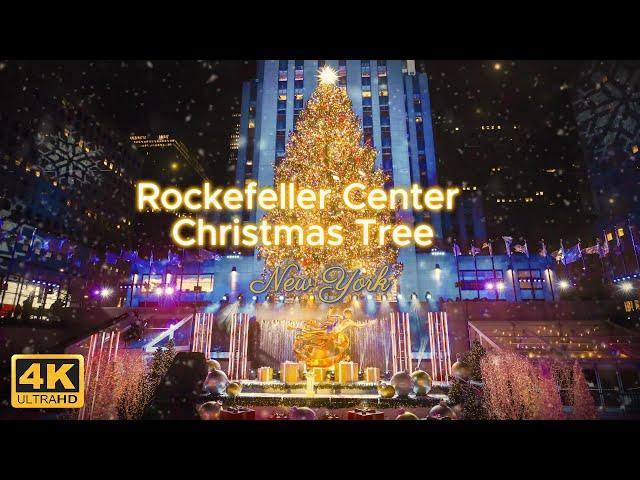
left=259, top=69, right=401, bottom=282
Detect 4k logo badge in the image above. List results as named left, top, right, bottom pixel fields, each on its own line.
left=11, top=354, right=84, bottom=408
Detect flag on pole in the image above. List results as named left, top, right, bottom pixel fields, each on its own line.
left=453, top=241, right=462, bottom=257
left=469, top=245, right=481, bottom=256
left=198, top=248, right=219, bottom=261
left=482, top=241, right=493, bottom=256
left=539, top=239, right=548, bottom=257
left=105, top=251, right=119, bottom=265
left=502, top=236, right=513, bottom=256
left=513, top=242, right=529, bottom=256
left=563, top=243, right=582, bottom=264
left=552, top=240, right=566, bottom=264
left=614, top=227, right=624, bottom=254
left=167, top=249, right=181, bottom=266
left=602, top=231, right=610, bottom=256
left=583, top=243, right=599, bottom=255
left=121, top=250, right=139, bottom=263
left=629, top=222, right=640, bottom=254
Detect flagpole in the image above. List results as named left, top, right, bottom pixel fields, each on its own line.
left=489, top=241, right=498, bottom=300
left=628, top=219, right=640, bottom=273
left=546, top=255, right=554, bottom=301
left=526, top=241, right=535, bottom=300
left=504, top=236, right=518, bottom=302
left=597, top=237, right=607, bottom=286
left=560, top=239, right=568, bottom=281
left=178, top=248, right=185, bottom=305
left=541, top=239, right=554, bottom=301
left=604, top=230, right=614, bottom=282
left=615, top=227, right=629, bottom=276
left=472, top=240, right=480, bottom=299
left=454, top=239, right=462, bottom=300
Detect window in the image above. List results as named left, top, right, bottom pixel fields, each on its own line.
left=382, top=152, right=393, bottom=171
left=276, top=131, right=286, bottom=156
left=363, top=128, right=373, bottom=146
left=142, top=274, right=163, bottom=293
left=459, top=270, right=504, bottom=290
left=381, top=129, right=392, bottom=148
left=362, top=111, right=373, bottom=128
left=338, top=59, right=347, bottom=87
left=179, top=274, right=214, bottom=293
left=517, top=269, right=543, bottom=290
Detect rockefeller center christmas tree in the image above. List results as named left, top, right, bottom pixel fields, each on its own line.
left=259, top=66, right=401, bottom=280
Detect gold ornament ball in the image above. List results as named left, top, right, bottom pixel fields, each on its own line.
left=395, top=411, right=419, bottom=420
left=390, top=372, right=413, bottom=397
left=206, top=359, right=221, bottom=372
left=226, top=382, right=243, bottom=398
left=428, top=401, right=454, bottom=420
left=451, top=360, right=472, bottom=380
left=204, top=369, right=229, bottom=395
left=411, top=370, right=432, bottom=396
left=377, top=382, right=396, bottom=399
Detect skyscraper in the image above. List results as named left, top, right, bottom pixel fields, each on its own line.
left=232, top=60, right=497, bottom=297
left=127, top=60, right=557, bottom=313
left=235, top=60, right=443, bottom=238
left=573, top=60, right=640, bottom=228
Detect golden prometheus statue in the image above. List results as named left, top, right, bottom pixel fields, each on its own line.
left=289, top=307, right=371, bottom=368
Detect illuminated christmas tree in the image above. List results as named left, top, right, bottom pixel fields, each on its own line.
left=259, top=66, right=401, bottom=280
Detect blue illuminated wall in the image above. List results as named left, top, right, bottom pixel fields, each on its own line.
left=128, top=251, right=557, bottom=309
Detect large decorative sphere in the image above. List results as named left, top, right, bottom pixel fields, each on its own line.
left=198, top=401, right=222, bottom=420
left=226, top=381, right=242, bottom=398
left=204, top=369, right=229, bottom=395
left=377, top=382, right=396, bottom=399
left=411, top=370, right=432, bottom=396
left=451, top=360, right=472, bottom=380
left=289, top=406, right=317, bottom=420
left=428, top=401, right=455, bottom=420
left=395, top=411, right=419, bottom=420
left=390, top=372, right=413, bottom=397
left=206, top=359, right=221, bottom=372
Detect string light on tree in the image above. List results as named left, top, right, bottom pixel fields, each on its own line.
left=260, top=66, right=401, bottom=282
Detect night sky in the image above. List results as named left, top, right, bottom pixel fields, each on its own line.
left=0, top=60, right=256, bottom=183
left=0, top=59, right=587, bottom=189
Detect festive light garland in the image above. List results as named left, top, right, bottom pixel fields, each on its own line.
left=259, top=81, right=402, bottom=282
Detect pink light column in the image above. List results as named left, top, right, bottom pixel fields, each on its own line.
left=428, top=311, right=452, bottom=383
left=228, top=313, right=250, bottom=380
